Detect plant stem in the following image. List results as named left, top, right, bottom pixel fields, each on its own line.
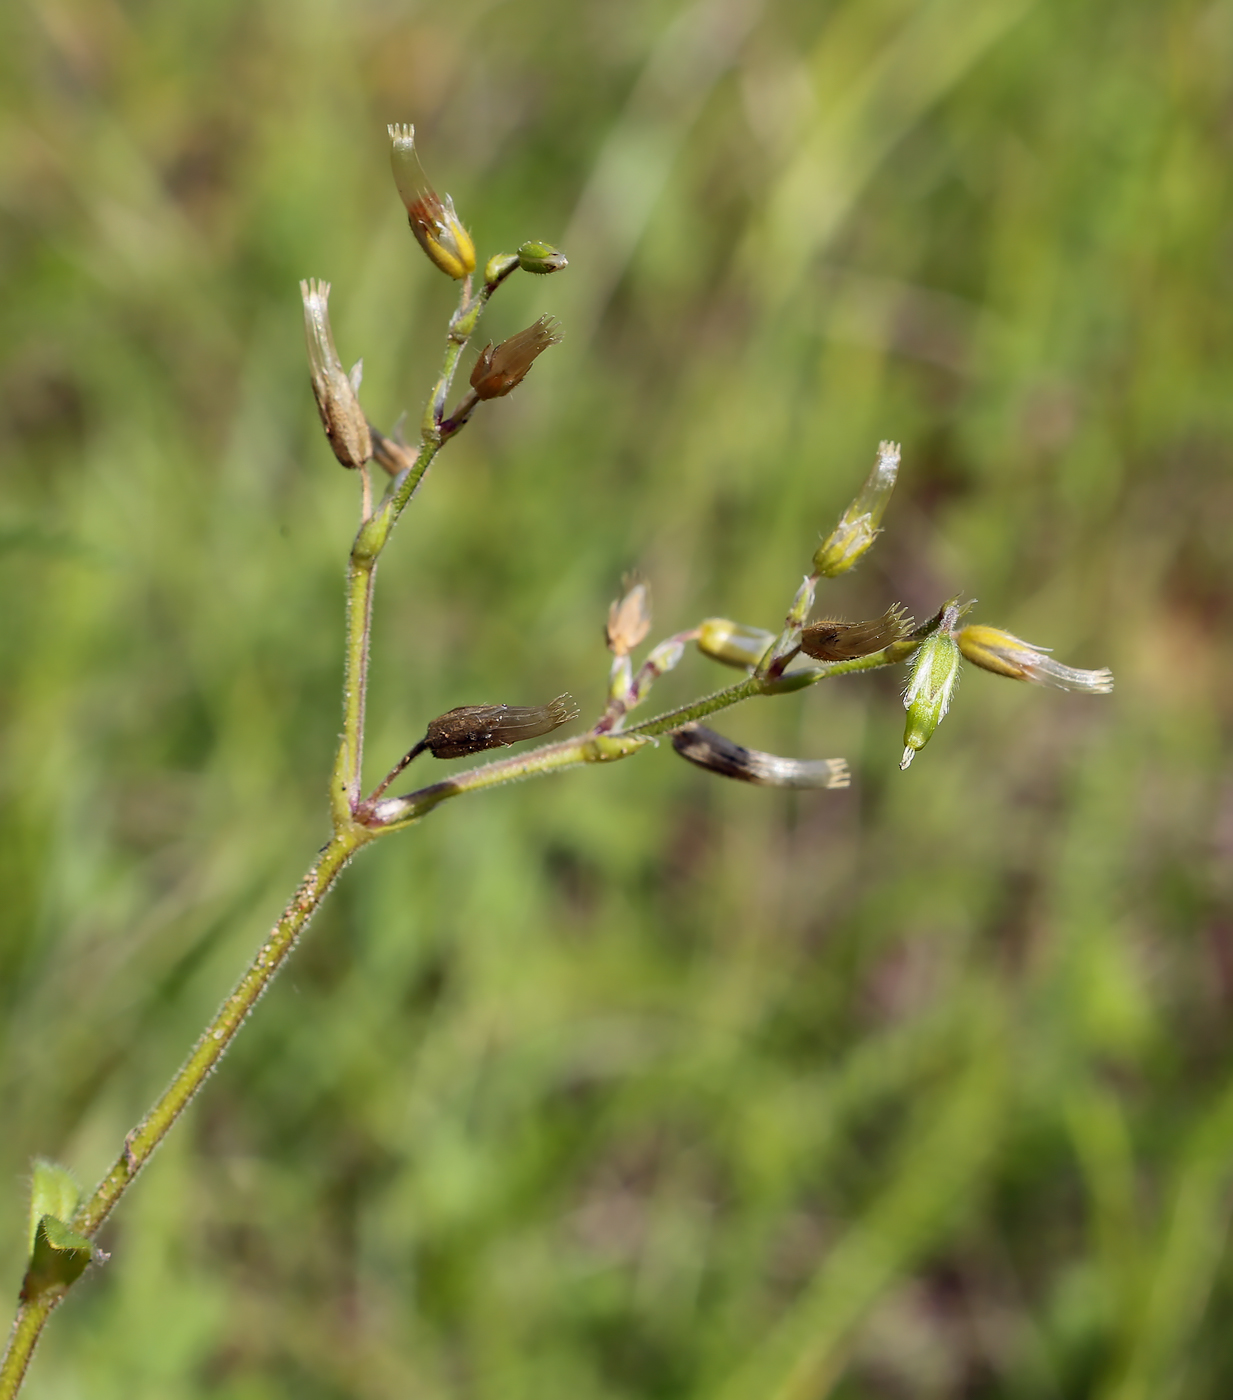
left=1, top=259, right=522, bottom=1398
left=0, top=1298, right=56, bottom=1400
left=331, top=277, right=497, bottom=824
left=0, top=828, right=370, bottom=1396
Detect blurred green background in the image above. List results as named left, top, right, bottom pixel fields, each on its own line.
left=2, top=0, right=1232, bottom=1395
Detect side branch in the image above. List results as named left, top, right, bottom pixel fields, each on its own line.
left=365, top=644, right=911, bottom=831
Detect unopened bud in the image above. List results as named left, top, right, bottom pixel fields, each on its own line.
left=800, top=604, right=912, bottom=662
left=470, top=316, right=563, bottom=400
left=387, top=124, right=476, bottom=280
left=900, top=606, right=962, bottom=770
left=672, top=725, right=849, bottom=790
left=300, top=279, right=372, bottom=469
left=606, top=576, right=651, bottom=656
left=957, top=625, right=1114, bottom=692
left=697, top=618, right=775, bottom=669
left=517, top=240, right=569, bottom=274
left=813, top=440, right=900, bottom=577
left=422, top=696, right=577, bottom=760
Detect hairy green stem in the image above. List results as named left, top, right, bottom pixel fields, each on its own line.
left=0, top=828, right=370, bottom=1396
left=332, top=277, right=496, bottom=824
left=0, top=1298, right=56, bottom=1400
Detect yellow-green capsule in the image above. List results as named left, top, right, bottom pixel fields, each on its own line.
left=387, top=124, right=476, bottom=280
left=957, top=624, right=1114, bottom=692
left=813, top=440, right=900, bottom=577
left=696, top=618, right=775, bottom=669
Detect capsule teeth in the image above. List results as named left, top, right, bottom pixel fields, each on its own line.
left=826, top=758, right=851, bottom=790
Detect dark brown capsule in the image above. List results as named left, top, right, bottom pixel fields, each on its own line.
left=423, top=695, right=577, bottom=760
left=799, top=604, right=912, bottom=662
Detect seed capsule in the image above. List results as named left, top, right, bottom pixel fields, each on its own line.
left=387, top=124, right=476, bottom=280
left=800, top=604, right=913, bottom=662
left=957, top=625, right=1114, bottom=692
left=422, top=696, right=577, bottom=760
left=813, top=441, right=900, bottom=577
left=696, top=618, right=776, bottom=669
left=470, top=317, right=563, bottom=399
left=300, top=279, right=372, bottom=469
left=672, top=724, right=849, bottom=789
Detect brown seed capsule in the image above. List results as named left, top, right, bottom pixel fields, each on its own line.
left=422, top=695, right=577, bottom=760
left=606, top=575, right=652, bottom=656
left=800, top=604, right=913, bottom=662
left=671, top=724, right=849, bottom=790
left=470, top=316, right=562, bottom=400
left=300, top=279, right=372, bottom=470
left=368, top=422, right=418, bottom=477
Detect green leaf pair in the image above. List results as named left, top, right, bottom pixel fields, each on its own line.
left=21, top=1160, right=101, bottom=1301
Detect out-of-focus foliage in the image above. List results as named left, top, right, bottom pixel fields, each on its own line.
left=1, top=0, right=1231, bottom=1394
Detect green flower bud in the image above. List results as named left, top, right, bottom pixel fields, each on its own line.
left=517, top=240, right=569, bottom=274
left=900, top=607, right=962, bottom=770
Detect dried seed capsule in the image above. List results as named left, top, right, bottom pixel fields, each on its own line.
left=696, top=618, right=775, bottom=669
left=672, top=724, right=849, bottom=789
left=813, top=441, right=900, bottom=577
left=422, top=696, right=577, bottom=760
left=387, top=124, right=476, bottom=280
left=470, top=317, right=562, bottom=399
left=957, top=625, right=1114, bottom=692
left=606, top=575, right=652, bottom=656
left=300, top=279, right=372, bottom=469
left=800, top=604, right=913, bottom=662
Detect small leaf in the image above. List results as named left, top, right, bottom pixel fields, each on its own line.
left=21, top=1215, right=101, bottom=1301
left=28, top=1159, right=80, bottom=1255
